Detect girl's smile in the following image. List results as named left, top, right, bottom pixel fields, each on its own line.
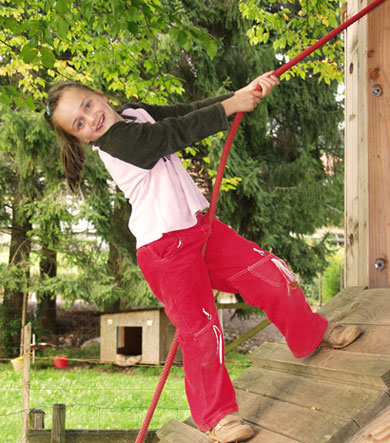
left=53, top=88, right=123, bottom=143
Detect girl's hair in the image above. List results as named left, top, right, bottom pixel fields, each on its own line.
left=45, top=82, right=99, bottom=192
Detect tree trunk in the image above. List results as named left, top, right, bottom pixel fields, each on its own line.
left=0, top=193, right=32, bottom=357
left=36, top=245, right=57, bottom=335
left=104, top=189, right=136, bottom=313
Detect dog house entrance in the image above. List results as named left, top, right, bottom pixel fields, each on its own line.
left=117, top=326, right=142, bottom=356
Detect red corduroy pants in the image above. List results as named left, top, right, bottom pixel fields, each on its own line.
left=136, top=214, right=328, bottom=431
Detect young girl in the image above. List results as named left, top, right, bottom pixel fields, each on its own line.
left=45, top=73, right=361, bottom=443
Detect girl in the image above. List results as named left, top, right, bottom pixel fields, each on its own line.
left=45, top=73, right=361, bottom=443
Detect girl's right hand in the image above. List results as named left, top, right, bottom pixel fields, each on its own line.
left=222, top=71, right=279, bottom=117
left=222, top=89, right=263, bottom=116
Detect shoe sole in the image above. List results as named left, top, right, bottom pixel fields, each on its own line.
left=209, top=429, right=254, bottom=442
left=319, top=326, right=363, bottom=349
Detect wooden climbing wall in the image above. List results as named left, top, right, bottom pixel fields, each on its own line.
left=345, top=0, right=390, bottom=288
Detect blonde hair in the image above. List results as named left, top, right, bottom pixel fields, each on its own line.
left=45, top=82, right=100, bottom=192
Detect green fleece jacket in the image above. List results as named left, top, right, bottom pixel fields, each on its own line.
left=94, top=93, right=234, bottom=169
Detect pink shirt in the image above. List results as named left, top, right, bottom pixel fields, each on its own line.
left=92, top=108, right=209, bottom=248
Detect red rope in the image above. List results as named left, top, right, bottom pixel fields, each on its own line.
left=135, top=0, right=386, bottom=441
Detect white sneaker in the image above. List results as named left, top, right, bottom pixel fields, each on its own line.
left=208, top=414, right=254, bottom=442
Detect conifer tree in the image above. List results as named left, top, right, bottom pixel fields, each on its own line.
left=163, top=0, right=344, bottom=282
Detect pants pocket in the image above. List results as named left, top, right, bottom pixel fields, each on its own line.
left=144, top=234, right=183, bottom=262
left=194, top=319, right=223, bottom=367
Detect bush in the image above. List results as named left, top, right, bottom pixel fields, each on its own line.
left=322, top=249, right=344, bottom=303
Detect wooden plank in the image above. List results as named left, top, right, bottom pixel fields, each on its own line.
left=345, top=0, right=390, bottom=288
left=317, top=286, right=368, bottom=322
left=335, top=325, right=390, bottom=355
left=28, top=429, right=158, bottom=443
left=247, top=425, right=299, bottom=442
left=348, top=406, right=390, bottom=443
left=235, top=389, right=358, bottom=443
left=156, top=419, right=210, bottom=443
left=233, top=366, right=386, bottom=422
left=344, top=0, right=369, bottom=288
left=367, top=0, right=390, bottom=288
left=319, top=287, right=390, bottom=324
left=250, top=342, right=390, bottom=390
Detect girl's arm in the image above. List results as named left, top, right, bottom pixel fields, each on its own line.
left=95, top=72, right=279, bottom=169
left=95, top=101, right=229, bottom=169
left=121, top=93, right=234, bottom=121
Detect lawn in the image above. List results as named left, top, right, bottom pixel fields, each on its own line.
left=0, top=349, right=251, bottom=443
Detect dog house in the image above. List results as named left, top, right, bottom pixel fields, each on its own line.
left=100, top=308, right=182, bottom=365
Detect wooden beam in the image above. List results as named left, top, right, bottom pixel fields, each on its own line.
left=22, top=323, right=31, bottom=443
left=156, top=419, right=210, bottom=443
left=51, top=404, right=65, bottom=443
left=367, top=0, right=390, bottom=287
left=345, top=0, right=390, bottom=287
left=225, top=318, right=270, bottom=354
left=27, top=429, right=158, bottom=443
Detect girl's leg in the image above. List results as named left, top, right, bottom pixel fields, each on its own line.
left=204, top=218, right=328, bottom=359
left=136, top=219, right=237, bottom=431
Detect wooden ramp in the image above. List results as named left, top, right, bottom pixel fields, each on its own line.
left=157, top=287, right=390, bottom=442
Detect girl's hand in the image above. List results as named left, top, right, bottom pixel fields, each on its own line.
left=239, top=71, right=280, bottom=98
left=222, top=90, right=262, bottom=116
left=222, top=71, right=279, bottom=117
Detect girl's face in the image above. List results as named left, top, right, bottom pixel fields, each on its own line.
left=53, top=87, right=123, bottom=143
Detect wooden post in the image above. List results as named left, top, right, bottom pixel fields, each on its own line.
left=28, top=409, right=45, bottom=430
left=21, top=322, right=31, bottom=443
left=51, top=404, right=66, bottom=443
left=20, top=291, right=28, bottom=356
left=345, top=0, right=390, bottom=288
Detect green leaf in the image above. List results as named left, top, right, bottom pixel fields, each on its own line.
left=21, top=45, right=39, bottom=63
left=40, top=47, right=56, bottom=69
left=14, top=96, right=25, bottom=108
left=127, top=21, right=138, bottom=35
left=177, top=30, right=187, bottom=47
left=25, top=95, right=36, bottom=111
left=55, top=0, right=69, bottom=14
left=0, top=90, right=13, bottom=106
left=329, top=14, right=338, bottom=28
left=206, top=40, right=218, bottom=59
left=5, top=17, right=21, bottom=33
left=56, top=18, right=69, bottom=39
left=81, top=1, right=93, bottom=21
left=5, top=86, right=21, bottom=97
left=142, top=3, right=152, bottom=20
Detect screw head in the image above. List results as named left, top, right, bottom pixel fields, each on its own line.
left=375, top=258, right=386, bottom=271
left=372, top=85, right=383, bottom=96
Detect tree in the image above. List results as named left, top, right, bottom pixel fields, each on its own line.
left=0, top=106, right=61, bottom=355
left=240, top=0, right=345, bottom=83
left=0, top=0, right=217, bottom=107
left=0, top=0, right=220, bottom=347
left=162, top=0, right=344, bottom=282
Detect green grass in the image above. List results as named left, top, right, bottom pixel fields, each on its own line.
left=0, top=350, right=251, bottom=443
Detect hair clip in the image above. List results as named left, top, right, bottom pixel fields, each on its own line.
left=46, top=103, right=51, bottom=117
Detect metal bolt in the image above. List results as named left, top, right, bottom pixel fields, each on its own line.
left=375, top=258, right=385, bottom=271
left=372, top=85, right=383, bottom=96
